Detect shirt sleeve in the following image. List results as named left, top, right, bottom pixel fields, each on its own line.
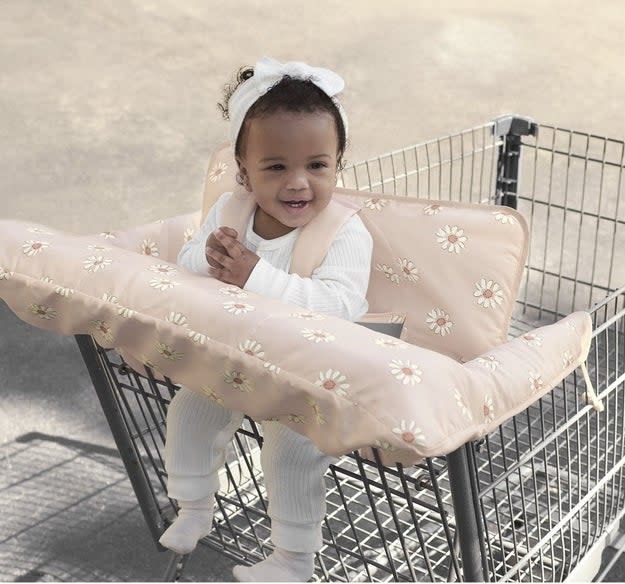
left=244, top=214, right=373, bottom=321
left=177, top=192, right=232, bottom=274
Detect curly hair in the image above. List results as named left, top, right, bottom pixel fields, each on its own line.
left=217, top=66, right=348, bottom=170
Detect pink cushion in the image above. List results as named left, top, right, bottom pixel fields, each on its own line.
left=0, top=218, right=592, bottom=464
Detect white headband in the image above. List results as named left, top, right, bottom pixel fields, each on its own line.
left=228, top=56, right=349, bottom=146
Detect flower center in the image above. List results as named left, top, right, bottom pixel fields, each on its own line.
left=483, top=405, right=490, bottom=416
left=448, top=235, right=458, bottom=243
left=323, top=380, right=336, bottom=390
left=233, top=377, right=243, bottom=385
left=401, top=431, right=414, bottom=443
left=483, top=289, right=493, bottom=298
left=436, top=317, right=447, bottom=326
left=32, top=243, right=42, bottom=249
left=402, top=367, right=413, bottom=376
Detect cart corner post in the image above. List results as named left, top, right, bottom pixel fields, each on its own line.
left=74, top=334, right=166, bottom=548
left=493, top=114, right=538, bottom=209
left=447, top=443, right=488, bottom=582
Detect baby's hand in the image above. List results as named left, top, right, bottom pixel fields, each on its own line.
left=206, top=227, right=260, bottom=288
left=205, top=226, right=237, bottom=269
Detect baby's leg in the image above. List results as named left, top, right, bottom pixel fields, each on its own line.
left=160, top=386, right=243, bottom=554
left=233, top=421, right=337, bottom=582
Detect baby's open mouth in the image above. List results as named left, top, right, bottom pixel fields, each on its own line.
left=283, top=201, right=309, bottom=208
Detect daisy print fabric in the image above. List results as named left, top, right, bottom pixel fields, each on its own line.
left=0, top=186, right=591, bottom=466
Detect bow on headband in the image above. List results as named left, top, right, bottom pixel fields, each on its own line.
left=228, top=56, right=349, bottom=146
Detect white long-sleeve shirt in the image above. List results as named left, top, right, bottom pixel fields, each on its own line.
left=178, top=192, right=373, bottom=321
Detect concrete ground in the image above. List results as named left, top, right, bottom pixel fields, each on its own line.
left=2, top=1, right=625, bottom=581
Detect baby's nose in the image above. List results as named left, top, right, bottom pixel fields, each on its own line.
left=286, top=170, right=309, bottom=190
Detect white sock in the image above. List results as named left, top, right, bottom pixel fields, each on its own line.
left=158, top=495, right=214, bottom=555
left=232, top=549, right=315, bottom=582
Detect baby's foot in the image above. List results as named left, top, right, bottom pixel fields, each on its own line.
left=232, top=549, right=314, bottom=582
left=158, top=498, right=214, bottom=555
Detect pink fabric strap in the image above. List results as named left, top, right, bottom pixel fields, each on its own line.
left=289, top=199, right=362, bottom=277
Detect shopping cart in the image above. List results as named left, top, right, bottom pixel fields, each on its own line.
left=74, top=115, right=625, bottom=581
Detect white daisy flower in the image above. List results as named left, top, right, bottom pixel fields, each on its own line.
left=224, top=370, right=252, bottom=392
left=201, top=386, right=224, bottom=406
left=375, top=337, right=408, bottom=349
left=315, top=369, right=350, bottom=397
left=306, top=397, right=326, bottom=425
left=474, top=278, right=504, bottom=308
left=475, top=355, right=501, bottom=370
left=188, top=330, right=209, bottom=345
left=208, top=162, right=228, bottom=182
left=83, top=256, right=113, bottom=272
left=101, top=293, right=119, bottom=304
left=149, top=277, right=180, bottom=291
left=376, top=264, right=401, bottom=285
left=223, top=301, right=255, bottom=315
left=30, top=304, right=57, bottom=320
left=423, top=204, right=442, bottom=215
left=238, top=339, right=265, bottom=359
left=290, top=311, right=326, bottom=320
left=166, top=312, right=189, bottom=328
left=91, top=319, right=114, bottom=342
left=562, top=350, right=574, bottom=369
left=493, top=211, right=517, bottom=224
left=87, top=244, right=110, bottom=253
left=156, top=342, right=183, bottom=361
left=54, top=284, right=74, bottom=297
left=374, top=439, right=395, bottom=451
left=521, top=333, right=543, bottom=347
left=219, top=286, right=248, bottom=298
left=483, top=395, right=495, bottom=423
left=364, top=197, right=388, bottom=211
left=453, top=388, right=473, bottom=420
left=392, top=420, right=426, bottom=445
left=529, top=371, right=544, bottom=394
left=99, top=231, right=117, bottom=239
left=389, top=360, right=422, bottom=385
left=301, top=329, right=335, bottom=343
left=183, top=227, right=196, bottom=243
left=436, top=225, right=467, bottom=253
left=0, top=267, right=14, bottom=280
left=148, top=264, right=177, bottom=275
left=141, top=239, right=160, bottom=257
left=118, top=306, right=136, bottom=319
left=22, top=240, right=49, bottom=256
left=425, top=308, right=453, bottom=336
left=263, top=361, right=282, bottom=374
left=288, top=414, right=306, bottom=424
left=397, top=258, right=420, bottom=283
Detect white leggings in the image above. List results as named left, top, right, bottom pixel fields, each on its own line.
left=164, top=386, right=337, bottom=552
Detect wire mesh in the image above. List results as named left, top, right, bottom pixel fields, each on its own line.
left=83, top=118, right=625, bottom=581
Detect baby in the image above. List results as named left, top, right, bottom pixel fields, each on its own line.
left=160, top=56, right=373, bottom=582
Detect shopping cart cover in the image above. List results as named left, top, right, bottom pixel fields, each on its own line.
left=0, top=218, right=592, bottom=464
left=201, top=144, right=530, bottom=362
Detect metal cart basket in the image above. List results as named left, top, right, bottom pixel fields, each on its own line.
left=75, top=115, right=625, bottom=582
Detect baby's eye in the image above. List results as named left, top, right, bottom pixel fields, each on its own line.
left=310, top=161, right=327, bottom=169
left=267, top=164, right=285, bottom=171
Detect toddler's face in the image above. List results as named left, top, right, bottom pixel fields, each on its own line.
left=238, top=110, right=339, bottom=240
